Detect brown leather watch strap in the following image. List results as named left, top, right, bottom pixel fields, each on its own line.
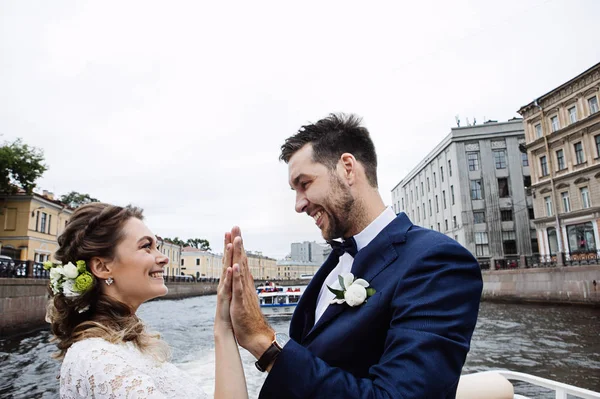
left=255, top=341, right=282, bottom=372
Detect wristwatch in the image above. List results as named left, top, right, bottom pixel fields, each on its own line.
left=255, top=332, right=290, bottom=372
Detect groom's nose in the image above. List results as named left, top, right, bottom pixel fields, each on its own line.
left=295, top=192, right=308, bottom=213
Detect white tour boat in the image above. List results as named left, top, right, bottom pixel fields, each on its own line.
left=257, top=283, right=302, bottom=317
left=456, top=370, right=599, bottom=399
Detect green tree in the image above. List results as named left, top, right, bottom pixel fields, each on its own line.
left=186, top=238, right=211, bottom=250
left=59, top=191, right=100, bottom=208
left=0, top=138, right=47, bottom=194
left=164, top=237, right=186, bottom=246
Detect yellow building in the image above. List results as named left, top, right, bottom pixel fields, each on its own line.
left=181, top=247, right=223, bottom=279
left=156, top=237, right=182, bottom=277
left=519, top=62, right=600, bottom=264
left=246, top=251, right=277, bottom=280
left=0, top=190, right=73, bottom=263
left=275, top=260, right=320, bottom=280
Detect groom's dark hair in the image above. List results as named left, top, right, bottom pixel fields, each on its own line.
left=279, top=113, right=378, bottom=188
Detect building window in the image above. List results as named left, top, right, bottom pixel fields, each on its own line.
left=581, top=187, right=591, bottom=209
left=427, top=177, right=430, bottom=192
left=417, top=207, right=420, bottom=222
left=522, top=152, right=529, bottom=167
left=475, top=232, right=490, bottom=257
left=429, top=199, right=432, bottom=216
left=435, top=195, right=439, bottom=213
left=445, top=219, right=448, bottom=231
left=470, top=180, right=483, bottom=200
left=416, top=187, right=419, bottom=200
left=502, top=231, right=517, bottom=255
left=453, top=216, right=457, bottom=228
left=437, top=223, right=441, bottom=232
left=422, top=204, right=426, bottom=220
left=448, top=160, right=452, bottom=177
left=545, top=196, right=553, bottom=216
left=421, top=182, right=424, bottom=196
left=561, top=192, right=570, bottom=214
left=595, top=135, right=600, bottom=158
left=433, top=172, right=437, bottom=188
left=531, top=230, right=539, bottom=253
left=574, top=142, right=585, bottom=164
left=547, top=228, right=558, bottom=255
left=494, top=150, right=507, bottom=169
left=528, top=207, right=535, bottom=219
left=440, top=167, right=444, bottom=182
left=556, top=149, right=565, bottom=170
left=181, top=259, right=184, bottom=266
left=47, top=215, right=51, bottom=234
left=451, top=185, right=455, bottom=205
left=589, top=96, right=599, bottom=114
left=443, top=190, right=447, bottom=209
left=498, top=178, right=509, bottom=198
left=568, top=106, right=577, bottom=124
left=567, top=222, right=596, bottom=253
left=474, top=211, right=485, bottom=224
left=401, top=198, right=404, bottom=210
left=540, top=156, right=549, bottom=177
left=501, top=210, right=513, bottom=221
left=534, top=123, right=542, bottom=138
left=196, top=259, right=200, bottom=266
left=40, top=212, right=47, bottom=234
left=467, top=152, right=480, bottom=171
left=550, top=115, right=559, bottom=132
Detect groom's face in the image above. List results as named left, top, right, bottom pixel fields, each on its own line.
left=289, top=144, right=355, bottom=240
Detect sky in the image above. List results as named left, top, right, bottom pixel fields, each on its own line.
left=1, top=0, right=599, bottom=259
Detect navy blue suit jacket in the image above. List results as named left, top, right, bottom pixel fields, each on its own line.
left=259, top=213, right=483, bottom=398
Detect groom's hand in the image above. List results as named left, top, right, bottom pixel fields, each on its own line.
left=229, top=226, right=274, bottom=360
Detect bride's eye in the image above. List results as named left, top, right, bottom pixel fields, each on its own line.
left=142, top=242, right=152, bottom=250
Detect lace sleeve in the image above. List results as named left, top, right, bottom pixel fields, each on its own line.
left=60, top=339, right=207, bottom=399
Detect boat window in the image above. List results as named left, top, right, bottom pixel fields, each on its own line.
left=264, top=297, right=273, bottom=304
left=289, top=295, right=300, bottom=304
left=277, top=296, right=286, bottom=304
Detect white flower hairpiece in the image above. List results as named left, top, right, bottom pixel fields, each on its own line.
left=44, top=260, right=95, bottom=313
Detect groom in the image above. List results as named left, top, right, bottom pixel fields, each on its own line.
left=226, top=113, right=483, bottom=398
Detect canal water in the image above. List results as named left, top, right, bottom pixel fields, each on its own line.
left=0, top=297, right=598, bottom=398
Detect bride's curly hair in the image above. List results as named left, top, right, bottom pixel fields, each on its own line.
left=47, top=202, right=169, bottom=361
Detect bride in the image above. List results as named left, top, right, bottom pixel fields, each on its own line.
left=45, top=202, right=249, bottom=398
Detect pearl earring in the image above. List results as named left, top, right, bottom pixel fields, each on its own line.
left=105, top=277, right=114, bottom=286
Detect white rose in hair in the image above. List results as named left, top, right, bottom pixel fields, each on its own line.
left=62, top=279, right=78, bottom=297
left=63, top=262, right=79, bottom=279
left=49, top=266, right=64, bottom=281
left=344, top=283, right=368, bottom=307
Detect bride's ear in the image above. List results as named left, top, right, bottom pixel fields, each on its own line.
left=89, top=257, right=112, bottom=280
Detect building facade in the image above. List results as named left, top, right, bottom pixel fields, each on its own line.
left=157, top=237, right=182, bottom=277
left=247, top=251, right=277, bottom=280
left=518, top=63, right=600, bottom=263
left=392, top=119, right=536, bottom=268
left=290, top=241, right=329, bottom=263
left=181, top=247, right=222, bottom=279
left=0, top=191, right=73, bottom=263
left=275, top=260, right=320, bottom=280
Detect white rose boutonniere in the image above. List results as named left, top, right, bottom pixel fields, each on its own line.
left=327, top=272, right=376, bottom=307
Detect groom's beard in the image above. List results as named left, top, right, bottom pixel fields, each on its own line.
left=322, top=175, right=356, bottom=241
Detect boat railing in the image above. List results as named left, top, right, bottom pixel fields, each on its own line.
left=488, top=370, right=600, bottom=399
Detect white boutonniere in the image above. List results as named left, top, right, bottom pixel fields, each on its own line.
left=327, top=272, right=376, bottom=307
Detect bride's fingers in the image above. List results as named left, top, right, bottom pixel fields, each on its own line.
left=220, top=243, right=233, bottom=283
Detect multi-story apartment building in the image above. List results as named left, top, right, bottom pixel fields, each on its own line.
left=0, top=190, right=74, bottom=265
left=247, top=251, right=277, bottom=280
left=518, top=63, right=600, bottom=263
left=181, top=247, right=222, bottom=279
left=290, top=241, right=329, bottom=263
left=392, top=119, right=536, bottom=268
left=275, top=260, right=320, bottom=280
left=157, top=237, right=182, bottom=277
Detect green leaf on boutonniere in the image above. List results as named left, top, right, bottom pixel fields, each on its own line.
left=366, top=288, right=376, bottom=297
left=327, top=285, right=345, bottom=299
left=338, top=275, right=346, bottom=290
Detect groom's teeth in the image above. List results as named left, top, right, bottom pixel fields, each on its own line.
left=313, top=211, right=322, bottom=223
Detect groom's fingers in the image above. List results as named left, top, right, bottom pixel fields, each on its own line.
left=232, top=263, right=244, bottom=302
left=220, top=242, right=233, bottom=282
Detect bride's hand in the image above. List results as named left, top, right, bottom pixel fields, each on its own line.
left=215, top=233, right=234, bottom=335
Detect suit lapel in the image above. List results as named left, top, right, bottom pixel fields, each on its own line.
left=302, top=213, right=412, bottom=343
left=289, top=252, right=340, bottom=343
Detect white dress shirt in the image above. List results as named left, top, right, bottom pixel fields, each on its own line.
left=314, top=206, right=397, bottom=323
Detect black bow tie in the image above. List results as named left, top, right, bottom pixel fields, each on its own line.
left=328, top=237, right=358, bottom=258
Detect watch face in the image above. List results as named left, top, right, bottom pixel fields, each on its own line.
left=274, top=333, right=290, bottom=349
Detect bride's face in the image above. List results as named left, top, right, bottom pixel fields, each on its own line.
left=107, top=218, right=169, bottom=310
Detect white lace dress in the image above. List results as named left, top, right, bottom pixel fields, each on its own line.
left=60, top=337, right=208, bottom=398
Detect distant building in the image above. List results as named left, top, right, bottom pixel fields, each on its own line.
left=392, top=119, right=536, bottom=268
left=181, top=247, right=222, bottom=279
left=518, top=62, right=600, bottom=264
left=156, top=237, right=182, bottom=277
left=275, top=260, right=321, bottom=280
left=290, top=241, right=329, bottom=263
left=247, top=251, right=277, bottom=280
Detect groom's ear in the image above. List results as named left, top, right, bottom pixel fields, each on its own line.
left=339, top=153, right=358, bottom=186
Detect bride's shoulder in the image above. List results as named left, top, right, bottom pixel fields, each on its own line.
left=64, top=338, right=126, bottom=364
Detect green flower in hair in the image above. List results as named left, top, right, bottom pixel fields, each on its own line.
left=43, top=261, right=54, bottom=270
left=74, top=271, right=95, bottom=293
left=76, top=260, right=87, bottom=274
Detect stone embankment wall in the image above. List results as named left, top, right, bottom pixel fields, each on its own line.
left=482, top=265, right=599, bottom=305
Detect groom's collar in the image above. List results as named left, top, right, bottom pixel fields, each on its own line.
left=353, top=206, right=397, bottom=252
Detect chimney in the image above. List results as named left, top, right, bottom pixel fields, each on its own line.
left=47, top=192, right=54, bottom=200
left=43, top=190, right=49, bottom=197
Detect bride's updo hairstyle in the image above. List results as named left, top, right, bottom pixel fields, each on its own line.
left=47, top=202, right=168, bottom=360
